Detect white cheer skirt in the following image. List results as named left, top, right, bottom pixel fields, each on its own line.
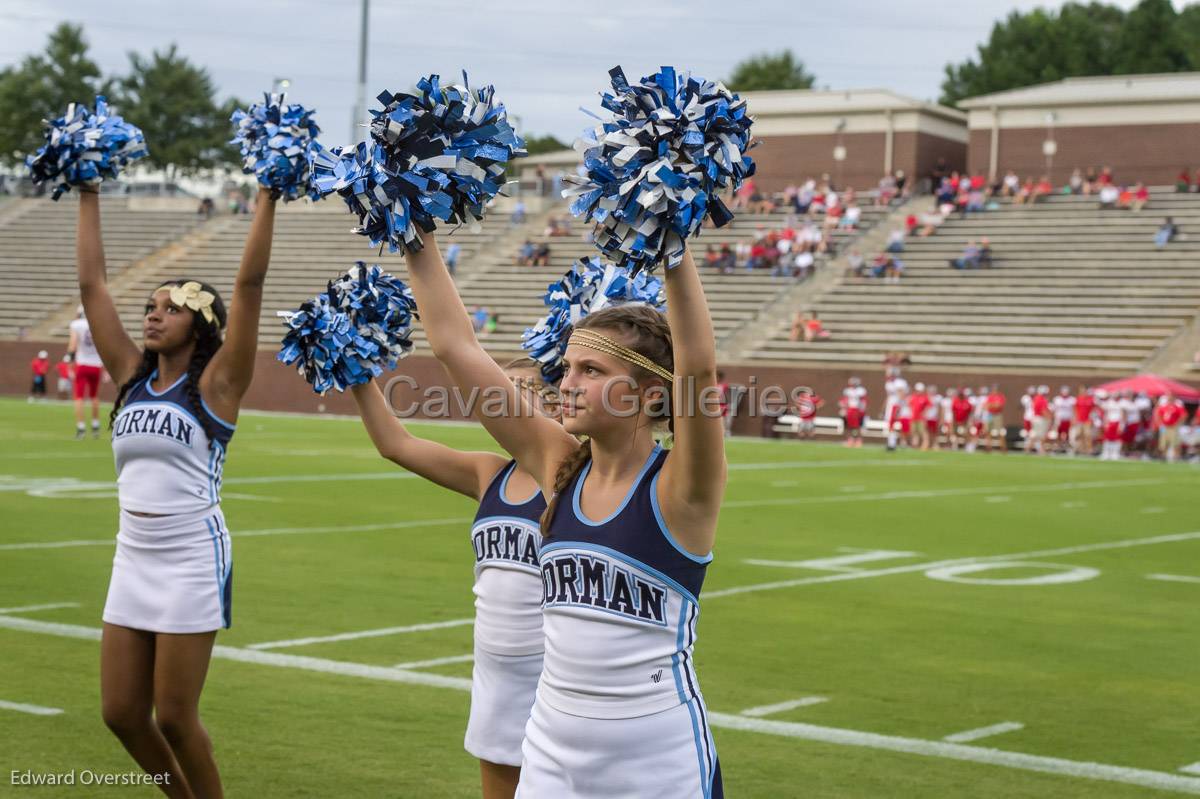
left=464, top=643, right=543, bottom=766
left=102, top=506, right=232, bottom=634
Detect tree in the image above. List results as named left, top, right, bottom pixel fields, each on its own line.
left=115, top=44, right=239, bottom=179
left=0, top=23, right=105, bottom=166
left=523, top=134, right=567, bottom=156
left=939, top=0, right=1198, bottom=107
left=727, top=50, right=816, bottom=93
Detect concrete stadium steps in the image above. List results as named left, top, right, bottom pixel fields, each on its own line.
left=743, top=186, right=1200, bottom=373
left=0, top=198, right=205, bottom=337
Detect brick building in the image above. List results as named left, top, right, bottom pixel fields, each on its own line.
left=961, top=73, right=1200, bottom=186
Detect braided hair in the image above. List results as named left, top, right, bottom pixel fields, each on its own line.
left=109, top=279, right=228, bottom=450
left=538, top=304, right=674, bottom=537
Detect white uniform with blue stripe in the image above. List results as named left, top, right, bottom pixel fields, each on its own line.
left=516, top=445, right=723, bottom=799
left=102, top=370, right=235, bottom=633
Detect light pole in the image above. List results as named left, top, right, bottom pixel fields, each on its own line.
left=1042, top=111, right=1057, bottom=181
left=833, top=118, right=847, bottom=190
left=351, top=0, right=370, bottom=143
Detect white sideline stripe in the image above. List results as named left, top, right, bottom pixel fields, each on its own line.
left=985, top=496, right=1011, bottom=504
left=1142, top=506, right=1167, bottom=514
left=722, top=478, right=1169, bottom=509
left=0, top=517, right=472, bottom=551
left=745, top=550, right=918, bottom=570
left=0, top=603, right=79, bottom=614
left=706, top=712, right=1200, bottom=795
left=393, top=654, right=475, bottom=670
left=1181, top=763, right=1200, bottom=776
left=943, top=721, right=1025, bottom=743
left=247, top=618, right=474, bottom=650
left=1147, top=574, right=1200, bottom=585
left=707, top=530, right=1200, bottom=599
left=0, top=614, right=471, bottom=691
left=740, top=697, right=828, bottom=717
left=3, top=614, right=1198, bottom=795
left=0, top=699, right=63, bottom=716
left=728, top=459, right=929, bottom=471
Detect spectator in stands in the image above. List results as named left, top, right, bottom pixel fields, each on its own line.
left=1098, top=166, right=1114, bottom=188
left=840, top=203, right=861, bottom=230
left=1131, top=183, right=1150, bottom=213
left=1098, top=183, right=1119, bottom=210
left=444, top=242, right=461, bottom=277
left=1031, top=175, right=1053, bottom=203
left=470, top=306, right=490, bottom=333
left=1155, top=217, right=1178, bottom=249
left=804, top=312, right=830, bottom=341
left=731, top=177, right=756, bottom=210
left=704, top=245, right=720, bottom=270
left=1013, top=177, right=1035, bottom=205
left=484, top=312, right=499, bottom=337
left=1116, top=185, right=1134, bottom=210
left=885, top=229, right=905, bottom=253
left=717, top=244, right=736, bottom=274
left=1068, top=168, right=1084, bottom=194
left=517, top=239, right=536, bottom=266
left=894, top=169, right=908, bottom=196
left=510, top=199, right=526, bottom=225
left=533, top=242, right=551, bottom=267
left=950, top=240, right=981, bottom=270
left=197, top=197, right=214, bottom=219
left=1000, top=170, right=1020, bottom=197
left=1082, top=166, right=1099, bottom=194
left=1177, top=168, right=1192, bottom=193
left=930, top=158, right=948, bottom=193
left=845, top=248, right=866, bottom=279
left=916, top=206, right=943, bottom=237
left=977, top=237, right=993, bottom=268
left=877, top=174, right=897, bottom=205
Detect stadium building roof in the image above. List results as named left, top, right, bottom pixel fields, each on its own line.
left=960, top=72, right=1200, bottom=109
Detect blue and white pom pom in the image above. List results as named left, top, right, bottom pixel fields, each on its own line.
left=277, top=262, right=419, bottom=395
left=26, top=96, right=148, bottom=200
left=231, top=93, right=323, bottom=202
left=563, top=66, right=756, bottom=273
left=522, top=256, right=665, bottom=383
left=314, top=72, right=526, bottom=253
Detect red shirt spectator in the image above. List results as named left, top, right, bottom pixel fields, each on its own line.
left=1135, top=185, right=1150, bottom=202
left=31, top=356, right=49, bottom=377
left=970, top=174, right=986, bottom=191
left=986, top=391, right=1005, bottom=414
left=905, top=214, right=918, bottom=234
left=952, top=395, right=973, bottom=424
left=1156, top=400, right=1185, bottom=428
left=909, top=391, right=930, bottom=419
left=1074, top=392, right=1095, bottom=424
left=56, top=360, right=71, bottom=379
left=1031, top=393, right=1050, bottom=418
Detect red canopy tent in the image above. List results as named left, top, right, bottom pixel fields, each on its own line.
left=1094, top=374, right=1200, bottom=400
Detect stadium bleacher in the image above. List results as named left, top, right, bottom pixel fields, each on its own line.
left=745, top=187, right=1200, bottom=374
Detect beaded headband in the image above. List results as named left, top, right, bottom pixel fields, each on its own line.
left=567, top=328, right=673, bottom=382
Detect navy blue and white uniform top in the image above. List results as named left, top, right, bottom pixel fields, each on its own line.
left=539, top=444, right=713, bottom=719
left=471, top=460, right=546, bottom=656
left=111, top=370, right=235, bottom=515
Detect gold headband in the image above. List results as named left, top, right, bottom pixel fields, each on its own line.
left=568, top=329, right=673, bottom=382
left=167, top=281, right=217, bottom=325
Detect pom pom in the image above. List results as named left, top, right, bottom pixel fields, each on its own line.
left=277, top=262, right=419, bottom=395
left=522, top=256, right=665, bottom=383
left=563, top=66, right=756, bottom=273
left=26, top=96, right=148, bottom=200
left=230, top=93, right=323, bottom=202
left=314, top=72, right=526, bottom=253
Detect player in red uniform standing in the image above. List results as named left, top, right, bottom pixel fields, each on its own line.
left=909, top=382, right=932, bottom=450
left=984, top=385, right=1007, bottom=452
left=1098, top=390, right=1124, bottom=461
left=840, top=377, right=867, bottom=448
left=1072, top=385, right=1097, bottom=456
left=1026, top=386, right=1052, bottom=454
left=950, top=388, right=973, bottom=450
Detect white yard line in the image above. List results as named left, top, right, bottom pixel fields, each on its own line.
left=707, top=712, right=1200, bottom=795
left=0, top=603, right=79, bottom=614
left=393, top=654, right=475, bottom=670
left=2, top=613, right=1196, bottom=795
left=247, top=618, right=475, bottom=651
left=0, top=517, right=472, bottom=551
left=943, top=721, right=1025, bottom=743
left=1181, top=764, right=1200, bottom=776
left=722, top=478, right=1169, bottom=510
left=707, top=530, right=1200, bottom=600
left=739, top=697, right=828, bottom=717
left=0, top=699, right=63, bottom=716
left=1147, top=574, right=1200, bottom=585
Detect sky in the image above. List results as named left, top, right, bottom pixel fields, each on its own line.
left=0, top=0, right=1156, bottom=148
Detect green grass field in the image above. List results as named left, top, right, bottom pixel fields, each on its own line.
left=1, top=396, right=1198, bottom=798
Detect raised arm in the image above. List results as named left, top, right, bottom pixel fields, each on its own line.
left=658, top=246, right=727, bottom=553
left=351, top=379, right=508, bottom=500
left=202, top=189, right=276, bottom=421
left=75, top=191, right=142, bottom=385
left=404, top=231, right=577, bottom=492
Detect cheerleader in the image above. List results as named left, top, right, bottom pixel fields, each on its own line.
left=78, top=186, right=277, bottom=797
left=348, top=361, right=558, bottom=799
left=403, top=232, right=724, bottom=798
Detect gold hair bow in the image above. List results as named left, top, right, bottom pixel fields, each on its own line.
left=169, top=281, right=216, bottom=325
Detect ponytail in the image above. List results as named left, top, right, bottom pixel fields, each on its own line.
left=539, top=439, right=592, bottom=537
